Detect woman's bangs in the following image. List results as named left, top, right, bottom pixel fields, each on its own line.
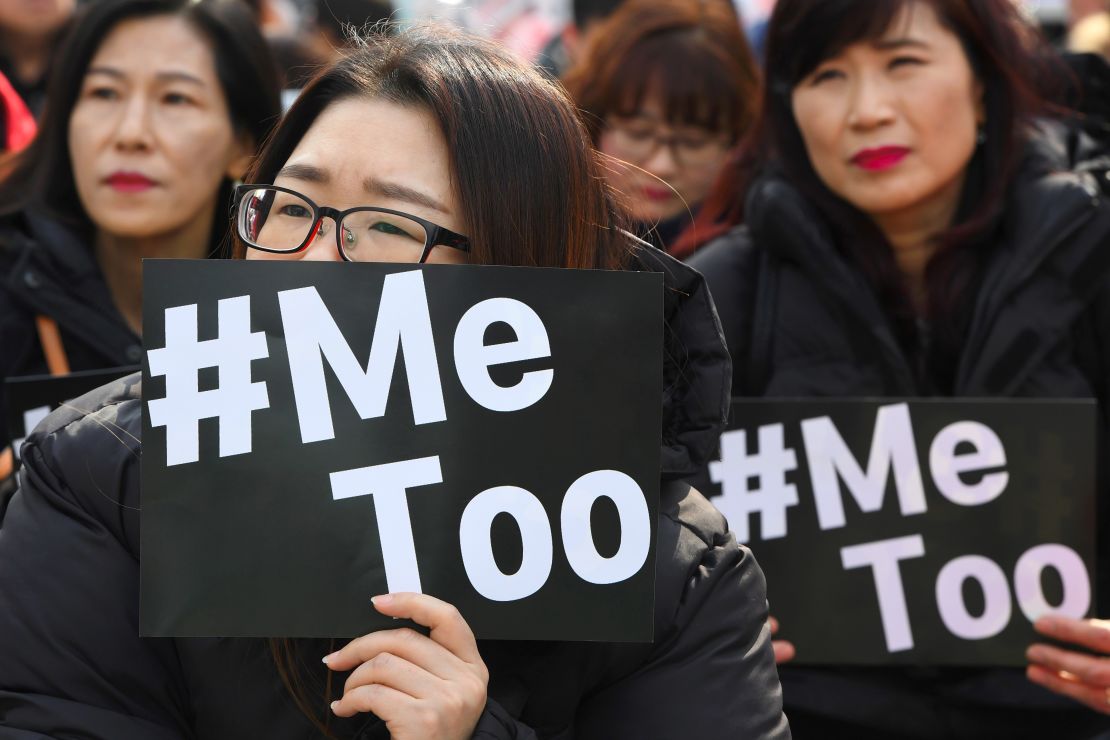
left=771, top=0, right=921, bottom=88
left=610, top=32, right=737, bottom=134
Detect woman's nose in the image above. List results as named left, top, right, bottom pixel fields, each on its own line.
left=113, top=95, right=154, bottom=151
left=642, top=139, right=680, bottom=178
left=846, top=75, right=896, bottom=130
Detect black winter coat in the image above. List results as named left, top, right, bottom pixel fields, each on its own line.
left=0, top=211, right=143, bottom=450
left=0, top=247, right=790, bottom=739
left=688, top=126, right=1110, bottom=738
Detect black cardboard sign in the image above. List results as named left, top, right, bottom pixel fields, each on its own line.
left=5, top=367, right=139, bottom=462
left=706, top=399, right=1097, bottom=666
left=140, top=260, right=662, bottom=641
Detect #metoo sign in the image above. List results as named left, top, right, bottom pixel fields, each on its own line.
left=707, top=399, right=1097, bottom=665
left=140, top=260, right=662, bottom=641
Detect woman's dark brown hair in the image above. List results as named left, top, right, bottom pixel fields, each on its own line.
left=561, top=0, right=759, bottom=147
left=682, top=0, right=1054, bottom=379
left=252, top=26, right=630, bottom=734
left=239, top=26, right=629, bottom=272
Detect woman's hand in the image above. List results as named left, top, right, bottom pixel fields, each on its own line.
left=1026, top=615, right=1110, bottom=714
left=769, top=616, right=796, bottom=664
left=324, top=593, right=489, bottom=740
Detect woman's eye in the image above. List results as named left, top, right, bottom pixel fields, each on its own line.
left=622, top=127, right=655, bottom=141
left=87, top=86, right=119, bottom=101
left=163, top=92, right=195, bottom=105
left=890, top=56, right=925, bottom=70
left=676, top=135, right=712, bottom=150
left=279, top=204, right=311, bottom=218
left=370, top=221, right=419, bottom=240
left=810, top=68, right=844, bottom=85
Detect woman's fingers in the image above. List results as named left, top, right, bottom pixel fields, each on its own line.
left=324, top=627, right=458, bottom=680
left=1034, top=615, right=1110, bottom=654
left=773, top=639, right=796, bottom=664
left=1026, top=664, right=1110, bottom=715
left=323, top=594, right=490, bottom=738
left=331, top=682, right=416, bottom=719
left=371, top=593, right=484, bottom=668
left=342, top=650, right=442, bottom=699
left=768, top=616, right=795, bottom=663
left=1027, top=643, right=1110, bottom=688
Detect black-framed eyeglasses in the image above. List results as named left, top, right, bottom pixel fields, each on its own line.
left=233, top=184, right=471, bottom=264
left=604, top=118, right=732, bottom=169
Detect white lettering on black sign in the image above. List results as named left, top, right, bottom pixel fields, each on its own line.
left=147, top=270, right=650, bottom=605
left=709, top=401, right=1094, bottom=660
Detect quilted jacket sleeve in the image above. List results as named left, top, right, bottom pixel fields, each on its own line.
left=0, top=375, right=192, bottom=739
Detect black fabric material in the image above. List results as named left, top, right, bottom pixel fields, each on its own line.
left=687, top=124, right=1110, bottom=738
left=628, top=241, right=732, bottom=482
left=0, top=210, right=143, bottom=452
left=0, top=247, right=787, bottom=738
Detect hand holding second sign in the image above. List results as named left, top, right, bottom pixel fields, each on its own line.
left=323, top=593, right=489, bottom=738
left=769, top=616, right=796, bottom=664
left=1026, top=615, right=1110, bottom=714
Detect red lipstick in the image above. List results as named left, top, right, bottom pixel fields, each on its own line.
left=105, top=171, right=157, bottom=192
left=851, top=146, right=910, bottom=172
left=642, top=185, right=673, bottom=202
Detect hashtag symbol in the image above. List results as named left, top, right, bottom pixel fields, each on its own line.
left=147, top=296, right=270, bottom=466
left=708, top=423, right=799, bottom=544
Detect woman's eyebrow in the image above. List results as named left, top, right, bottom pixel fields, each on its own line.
left=276, top=163, right=329, bottom=183
left=873, top=37, right=931, bottom=51
left=363, top=175, right=449, bottom=214
left=86, top=66, right=207, bottom=86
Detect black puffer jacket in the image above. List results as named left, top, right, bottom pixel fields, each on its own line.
left=0, top=211, right=144, bottom=447
left=0, top=248, right=790, bottom=739
left=688, top=125, right=1110, bottom=738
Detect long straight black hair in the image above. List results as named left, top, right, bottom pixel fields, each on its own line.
left=0, top=0, right=282, bottom=255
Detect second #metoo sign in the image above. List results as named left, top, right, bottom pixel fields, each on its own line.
left=708, top=399, right=1097, bottom=665
left=139, top=260, right=662, bottom=641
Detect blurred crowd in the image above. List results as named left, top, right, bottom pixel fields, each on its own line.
left=5, top=0, right=1110, bottom=738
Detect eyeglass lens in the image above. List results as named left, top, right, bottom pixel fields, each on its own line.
left=609, top=124, right=723, bottom=168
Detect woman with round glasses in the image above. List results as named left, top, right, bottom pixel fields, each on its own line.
left=562, top=0, right=759, bottom=257
left=0, top=26, right=789, bottom=739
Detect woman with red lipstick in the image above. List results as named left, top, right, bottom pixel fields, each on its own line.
left=0, top=0, right=279, bottom=492
left=687, top=0, right=1110, bottom=737
left=561, top=0, right=759, bottom=257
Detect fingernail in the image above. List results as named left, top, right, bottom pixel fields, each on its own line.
left=330, top=700, right=339, bottom=714
left=322, top=653, right=334, bottom=665
left=371, top=594, right=393, bottom=607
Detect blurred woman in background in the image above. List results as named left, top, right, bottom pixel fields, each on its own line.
left=688, top=0, right=1110, bottom=736
left=562, top=0, right=758, bottom=256
left=0, top=0, right=280, bottom=489
left=0, top=0, right=74, bottom=115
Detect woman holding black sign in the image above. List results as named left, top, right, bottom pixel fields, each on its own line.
left=0, top=26, right=789, bottom=740
left=0, top=0, right=279, bottom=494
left=686, top=0, right=1110, bottom=737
